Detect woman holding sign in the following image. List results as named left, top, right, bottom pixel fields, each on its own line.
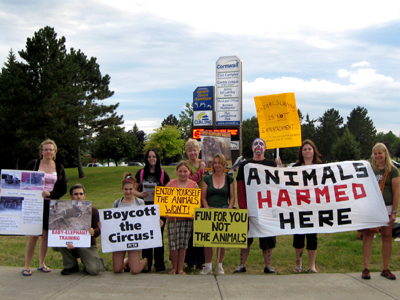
left=292, top=139, right=322, bottom=273
left=361, top=143, right=399, bottom=280
left=134, top=149, right=170, bottom=272
left=200, top=153, right=235, bottom=275
left=22, top=139, right=67, bottom=276
left=165, top=161, right=199, bottom=275
left=110, top=172, right=149, bottom=274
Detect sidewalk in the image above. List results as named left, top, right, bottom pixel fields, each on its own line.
left=2, top=267, right=399, bottom=300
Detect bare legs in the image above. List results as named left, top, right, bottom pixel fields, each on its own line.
left=239, top=245, right=250, bottom=267
left=169, top=248, right=186, bottom=274
left=262, top=248, right=272, bottom=267
left=363, top=220, right=395, bottom=271
left=24, top=230, right=49, bottom=271
left=113, top=251, right=147, bottom=274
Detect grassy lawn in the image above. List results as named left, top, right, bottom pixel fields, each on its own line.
left=1, top=166, right=399, bottom=274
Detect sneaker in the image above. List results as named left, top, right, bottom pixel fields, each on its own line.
left=199, top=267, right=212, bottom=275
left=264, top=266, right=275, bottom=274
left=381, top=269, right=396, bottom=280
left=361, top=268, right=370, bottom=279
left=218, top=267, right=225, bottom=275
left=233, top=265, right=246, bottom=273
left=61, top=265, right=79, bottom=275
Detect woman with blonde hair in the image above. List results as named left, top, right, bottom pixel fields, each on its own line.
left=362, top=143, right=399, bottom=280
left=184, top=138, right=206, bottom=270
left=200, top=153, right=235, bottom=275
left=22, top=139, right=67, bottom=276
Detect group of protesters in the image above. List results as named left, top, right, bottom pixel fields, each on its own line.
left=20, top=137, right=399, bottom=281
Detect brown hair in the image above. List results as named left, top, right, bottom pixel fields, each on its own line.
left=122, top=172, right=136, bottom=186
left=297, top=139, right=322, bottom=164
left=39, top=139, right=57, bottom=160
left=176, top=161, right=191, bottom=172
left=211, top=153, right=226, bottom=173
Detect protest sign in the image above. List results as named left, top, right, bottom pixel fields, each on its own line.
left=193, top=208, right=248, bottom=248
left=244, top=161, right=389, bottom=237
left=201, top=131, right=232, bottom=172
left=0, top=170, right=45, bottom=235
left=48, top=200, right=92, bottom=247
left=99, top=205, right=162, bottom=253
left=154, top=186, right=201, bottom=218
left=254, top=93, right=301, bottom=148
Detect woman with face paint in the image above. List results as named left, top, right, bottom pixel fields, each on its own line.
left=291, top=139, right=322, bottom=273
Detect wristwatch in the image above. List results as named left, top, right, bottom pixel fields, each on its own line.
left=392, top=211, right=397, bottom=214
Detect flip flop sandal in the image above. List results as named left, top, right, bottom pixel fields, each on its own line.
left=294, top=266, right=303, bottom=273
left=37, top=267, right=52, bottom=273
left=22, top=269, right=32, bottom=276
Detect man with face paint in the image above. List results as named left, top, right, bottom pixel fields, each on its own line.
left=233, top=138, right=278, bottom=274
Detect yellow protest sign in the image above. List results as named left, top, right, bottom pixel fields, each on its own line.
left=254, top=93, right=302, bottom=148
left=193, top=208, right=248, bottom=248
left=154, top=186, right=201, bottom=218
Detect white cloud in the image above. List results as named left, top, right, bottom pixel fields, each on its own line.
left=352, top=61, right=370, bottom=67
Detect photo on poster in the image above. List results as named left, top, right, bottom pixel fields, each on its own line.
left=49, top=200, right=91, bottom=231
left=0, top=196, right=24, bottom=215
left=201, top=131, right=232, bottom=172
left=1, top=170, right=22, bottom=190
left=20, top=171, right=45, bottom=190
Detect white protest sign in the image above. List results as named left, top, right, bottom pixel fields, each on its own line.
left=48, top=200, right=92, bottom=247
left=244, top=161, right=389, bottom=237
left=99, top=205, right=162, bottom=253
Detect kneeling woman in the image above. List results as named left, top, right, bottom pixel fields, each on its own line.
left=110, top=173, right=149, bottom=274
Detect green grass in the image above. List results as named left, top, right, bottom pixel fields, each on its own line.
left=1, top=166, right=399, bottom=274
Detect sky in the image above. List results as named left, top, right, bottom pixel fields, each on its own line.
left=1, top=0, right=400, bottom=137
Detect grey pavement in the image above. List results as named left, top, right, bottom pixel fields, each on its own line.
left=2, top=267, right=400, bottom=300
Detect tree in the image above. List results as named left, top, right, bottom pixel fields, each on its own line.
left=127, top=123, right=146, bottom=161
left=178, top=102, right=193, bottom=141
left=241, top=116, right=259, bottom=159
left=346, top=106, right=376, bottom=159
left=301, top=114, right=317, bottom=142
left=332, top=127, right=360, bottom=161
left=376, top=131, right=400, bottom=157
left=0, top=26, right=123, bottom=175
left=162, top=114, right=179, bottom=127
left=0, top=50, right=39, bottom=169
left=95, top=126, right=139, bottom=166
left=316, top=108, right=344, bottom=162
left=144, top=126, right=184, bottom=164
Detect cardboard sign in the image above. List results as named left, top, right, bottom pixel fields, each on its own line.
left=193, top=208, right=248, bottom=248
left=254, top=93, right=302, bottom=148
left=154, top=186, right=201, bottom=218
left=0, top=170, right=45, bottom=235
left=48, top=200, right=92, bottom=247
left=99, top=205, right=162, bottom=253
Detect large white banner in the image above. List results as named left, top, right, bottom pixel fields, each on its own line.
left=244, top=161, right=389, bottom=237
left=99, top=205, right=162, bottom=253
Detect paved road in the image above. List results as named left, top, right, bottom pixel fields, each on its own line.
left=2, top=267, right=399, bottom=300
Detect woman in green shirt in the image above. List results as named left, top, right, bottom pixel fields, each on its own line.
left=199, top=153, right=235, bottom=275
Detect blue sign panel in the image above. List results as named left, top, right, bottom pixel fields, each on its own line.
left=193, top=86, right=214, bottom=111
